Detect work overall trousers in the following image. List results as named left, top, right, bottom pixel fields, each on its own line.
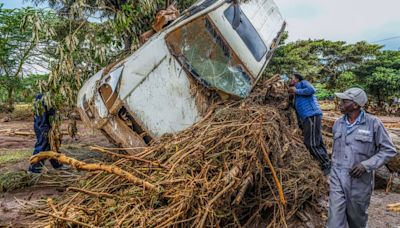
left=28, top=95, right=62, bottom=173
left=327, top=114, right=397, bottom=228
left=328, top=118, right=372, bottom=228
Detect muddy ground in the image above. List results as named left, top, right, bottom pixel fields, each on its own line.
left=0, top=120, right=114, bottom=227
left=0, top=115, right=400, bottom=227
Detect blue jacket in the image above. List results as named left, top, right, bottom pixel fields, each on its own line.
left=294, top=80, right=322, bottom=121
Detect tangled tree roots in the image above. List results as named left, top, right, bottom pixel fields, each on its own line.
left=30, top=77, right=327, bottom=227
left=30, top=152, right=156, bottom=191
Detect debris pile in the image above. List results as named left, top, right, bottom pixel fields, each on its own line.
left=30, top=77, right=327, bottom=227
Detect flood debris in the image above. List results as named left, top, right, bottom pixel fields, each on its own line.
left=29, top=77, right=328, bottom=227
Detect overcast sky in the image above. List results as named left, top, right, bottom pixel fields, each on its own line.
left=275, top=0, right=400, bottom=49
left=1, top=0, right=400, bottom=49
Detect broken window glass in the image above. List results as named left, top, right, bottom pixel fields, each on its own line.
left=166, top=16, right=252, bottom=98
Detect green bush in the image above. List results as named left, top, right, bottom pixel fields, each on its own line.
left=315, top=83, right=333, bottom=100
left=0, top=74, right=48, bottom=104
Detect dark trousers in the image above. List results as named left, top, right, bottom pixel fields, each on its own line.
left=28, top=128, right=62, bottom=173
left=301, top=115, right=331, bottom=172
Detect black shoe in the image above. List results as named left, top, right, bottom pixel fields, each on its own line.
left=27, top=170, right=41, bottom=175
left=55, top=165, right=71, bottom=171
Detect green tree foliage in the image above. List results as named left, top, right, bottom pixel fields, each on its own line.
left=365, top=67, right=400, bottom=105
left=314, top=83, right=333, bottom=100
left=0, top=4, right=55, bottom=111
left=26, top=0, right=197, bottom=114
left=0, top=74, right=48, bottom=103
left=266, top=39, right=323, bottom=78
left=351, top=50, right=400, bottom=106
left=354, top=50, right=400, bottom=83
left=30, top=0, right=196, bottom=51
left=267, top=37, right=400, bottom=106
left=267, top=39, right=381, bottom=89
left=335, top=71, right=361, bottom=92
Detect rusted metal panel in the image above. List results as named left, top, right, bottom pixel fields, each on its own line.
left=99, top=65, right=123, bottom=110
left=78, top=93, right=147, bottom=151
left=102, top=116, right=147, bottom=149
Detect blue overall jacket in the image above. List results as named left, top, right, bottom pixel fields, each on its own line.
left=294, top=80, right=322, bottom=121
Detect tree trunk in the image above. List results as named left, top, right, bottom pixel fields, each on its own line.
left=378, top=93, right=383, bottom=108
left=123, top=33, right=132, bottom=52
left=6, top=87, right=14, bottom=113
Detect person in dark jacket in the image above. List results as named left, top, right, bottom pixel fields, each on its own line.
left=28, top=94, right=63, bottom=173
left=288, top=73, right=331, bottom=175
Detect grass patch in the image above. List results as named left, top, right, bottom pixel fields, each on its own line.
left=0, top=171, right=39, bottom=192
left=320, top=101, right=336, bottom=111
left=0, top=149, right=31, bottom=165
left=11, top=103, right=33, bottom=120
left=0, top=103, right=33, bottom=120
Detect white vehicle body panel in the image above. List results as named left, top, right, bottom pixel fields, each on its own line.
left=77, top=0, right=285, bottom=150
left=125, top=54, right=200, bottom=137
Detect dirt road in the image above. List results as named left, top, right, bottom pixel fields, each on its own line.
left=369, top=190, right=400, bottom=227
left=0, top=120, right=112, bottom=149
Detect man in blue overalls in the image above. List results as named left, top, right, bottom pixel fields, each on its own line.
left=289, top=73, right=331, bottom=175
left=28, top=94, right=63, bottom=173
left=328, top=88, right=397, bottom=227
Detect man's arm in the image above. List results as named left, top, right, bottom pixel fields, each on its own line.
left=295, top=81, right=316, bottom=96
left=361, top=119, right=397, bottom=172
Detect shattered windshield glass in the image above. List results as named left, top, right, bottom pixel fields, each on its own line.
left=166, top=17, right=252, bottom=98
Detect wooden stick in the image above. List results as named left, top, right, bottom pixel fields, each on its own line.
left=36, top=210, right=99, bottom=228
left=47, top=198, right=58, bottom=213
left=14, top=131, right=35, bottom=136
left=30, top=151, right=157, bottom=191
left=92, top=146, right=147, bottom=151
left=197, top=181, right=235, bottom=228
left=387, top=202, right=400, bottom=207
left=233, top=174, right=253, bottom=205
left=260, top=138, right=287, bottom=205
left=222, top=163, right=243, bottom=184
left=89, top=146, right=169, bottom=169
left=67, top=187, right=115, bottom=198
left=322, top=131, right=333, bottom=137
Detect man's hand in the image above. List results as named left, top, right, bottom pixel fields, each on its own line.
left=349, top=163, right=366, bottom=178
left=288, top=87, right=296, bottom=95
